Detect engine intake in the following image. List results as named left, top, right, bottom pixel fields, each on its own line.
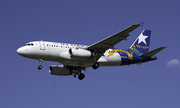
left=49, top=65, right=72, bottom=76
left=69, top=48, right=94, bottom=58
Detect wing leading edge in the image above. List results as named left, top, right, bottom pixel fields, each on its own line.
left=87, top=23, right=142, bottom=61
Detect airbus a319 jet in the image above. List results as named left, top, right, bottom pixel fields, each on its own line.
left=17, top=23, right=166, bottom=80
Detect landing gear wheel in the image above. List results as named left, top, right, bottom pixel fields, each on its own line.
left=38, top=65, right=42, bottom=70
left=78, top=74, right=85, bottom=80
left=38, top=59, right=43, bottom=70
left=92, top=62, right=99, bottom=70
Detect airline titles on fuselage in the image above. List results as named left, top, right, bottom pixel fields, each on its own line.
left=46, top=42, right=88, bottom=49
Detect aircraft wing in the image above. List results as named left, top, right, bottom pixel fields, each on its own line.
left=87, top=23, right=141, bottom=60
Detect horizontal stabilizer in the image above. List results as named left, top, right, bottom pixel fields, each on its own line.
left=140, top=47, right=166, bottom=57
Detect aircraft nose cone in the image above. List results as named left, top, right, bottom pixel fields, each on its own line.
left=17, top=47, right=24, bottom=55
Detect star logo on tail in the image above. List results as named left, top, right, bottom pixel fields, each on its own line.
left=138, top=33, right=148, bottom=45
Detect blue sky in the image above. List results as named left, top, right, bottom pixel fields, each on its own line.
left=1, top=0, right=180, bottom=108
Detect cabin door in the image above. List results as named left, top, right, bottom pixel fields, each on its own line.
left=39, top=41, right=45, bottom=50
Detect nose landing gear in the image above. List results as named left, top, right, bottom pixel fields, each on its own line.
left=38, top=59, right=43, bottom=70
left=38, top=65, right=42, bottom=70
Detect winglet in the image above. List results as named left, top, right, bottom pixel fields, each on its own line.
left=139, top=22, right=143, bottom=27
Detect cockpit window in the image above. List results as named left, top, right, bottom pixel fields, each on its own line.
left=25, top=43, right=34, bottom=46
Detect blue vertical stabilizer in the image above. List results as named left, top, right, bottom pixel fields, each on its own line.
left=129, top=29, right=151, bottom=54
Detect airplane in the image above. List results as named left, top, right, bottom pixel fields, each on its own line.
left=17, top=23, right=166, bottom=80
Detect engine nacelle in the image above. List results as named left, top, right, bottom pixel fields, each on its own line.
left=69, top=48, right=94, bottom=58
left=49, top=65, right=72, bottom=76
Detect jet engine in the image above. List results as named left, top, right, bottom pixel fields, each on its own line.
left=69, top=48, right=94, bottom=58
left=49, top=65, right=72, bottom=76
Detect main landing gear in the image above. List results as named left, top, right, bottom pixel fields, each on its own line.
left=78, top=73, right=85, bottom=80
left=71, top=67, right=85, bottom=80
left=73, top=73, right=85, bottom=80
left=38, top=59, right=43, bottom=70
left=92, top=62, right=99, bottom=69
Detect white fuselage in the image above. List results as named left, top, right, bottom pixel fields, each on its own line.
left=17, top=41, right=122, bottom=67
